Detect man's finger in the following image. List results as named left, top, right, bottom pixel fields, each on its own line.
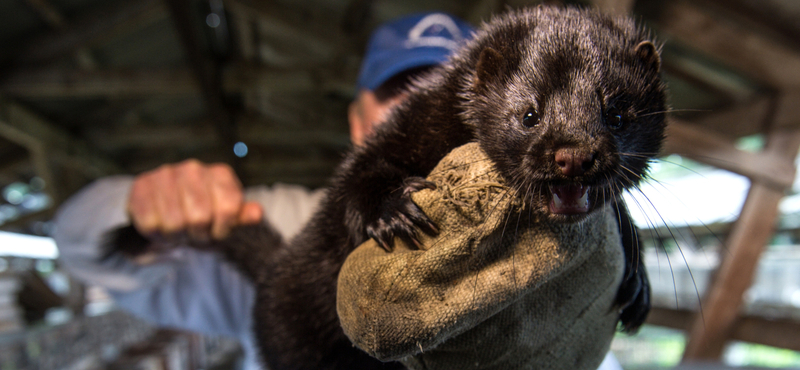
left=150, top=165, right=186, bottom=235
left=128, top=172, right=162, bottom=236
left=208, top=164, right=244, bottom=239
left=175, top=160, right=214, bottom=241
left=239, top=201, right=264, bottom=225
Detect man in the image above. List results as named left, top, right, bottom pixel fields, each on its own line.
left=54, top=12, right=475, bottom=370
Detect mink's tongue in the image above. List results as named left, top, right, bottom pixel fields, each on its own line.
left=549, top=184, right=590, bottom=214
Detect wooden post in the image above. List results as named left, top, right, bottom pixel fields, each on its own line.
left=681, top=126, right=800, bottom=360
left=0, top=101, right=120, bottom=209
left=591, top=0, right=636, bottom=16
left=164, top=0, right=239, bottom=167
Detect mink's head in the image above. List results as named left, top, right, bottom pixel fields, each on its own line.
left=458, top=6, right=667, bottom=221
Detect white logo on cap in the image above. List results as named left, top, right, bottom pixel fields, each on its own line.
left=404, top=14, right=464, bottom=50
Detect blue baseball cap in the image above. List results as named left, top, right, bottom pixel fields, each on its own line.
left=356, top=12, right=474, bottom=91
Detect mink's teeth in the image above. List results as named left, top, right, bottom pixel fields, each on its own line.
left=548, top=185, right=590, bottom=214
left=553, top=191, right=564, bottom=209
left=578, top=189, right=588, bottom=208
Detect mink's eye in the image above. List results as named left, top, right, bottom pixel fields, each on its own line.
left=605, top=106, right=627, bottom=130
left=521, top=108, right=540, bottom=128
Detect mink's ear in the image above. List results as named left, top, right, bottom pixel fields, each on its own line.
left=475, top=47, right=505, bottom=92
left=635, top=41, right=660, bottom=72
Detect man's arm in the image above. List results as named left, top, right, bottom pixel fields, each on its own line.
left=52, top=160, right=276, bottom=331
left=53, top=175, right=176, bottom=292
left=52, top=177, right=262, bottom=370
left=53, top=163, right=324, bottom=327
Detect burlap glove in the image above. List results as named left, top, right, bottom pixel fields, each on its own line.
left=337, top=143, right=625, bottom=370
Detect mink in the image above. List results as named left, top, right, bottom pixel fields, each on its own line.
left=108, top=6, right=666, bottom=370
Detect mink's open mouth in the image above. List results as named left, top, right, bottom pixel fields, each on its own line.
left=548, top=184, right=590, bottom=214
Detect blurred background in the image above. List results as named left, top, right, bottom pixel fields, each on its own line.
left=1, top=0, right=800, bottom=368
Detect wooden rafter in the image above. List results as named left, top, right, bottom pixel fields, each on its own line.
left=662, top=56, right=756, bottom=103
left=0, top=68, right=198, bottom=97
left=590, top=0, right=635, bottom=16
left=231, top=0, right=354, bottom=55
left=164, top=0, right=237, bottom=164
left=0, top=64, right=354, bottom=98
left=664, top=121, right=795, bottom=190
left=0, top=100, right=120, bottom=183
left=23, top=0, right=66, bottom=29
left=84, top=121, right=349, bottom=151
left=681, top=122, right=800, bottom=360
left=341, top=0, right=374, bottom=35
left=12, top=0, right=165, bottom=67
left=226, top=5, right=255, bottom=62
left=695, top=0, right=800, bottom=54
left=653, top=1, right=800, bottom=88
left=648, top=307, right=800, bottom=352
left=23, top=0, right=99, bottom=70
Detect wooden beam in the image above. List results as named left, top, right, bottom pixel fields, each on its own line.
left=224, top=65, right=317, bottom=93
left=245, top=174, right=332, bottom=189
left=126, top=155, right=341, bottom=177
left=662, top=53, right=756, bottom=103
left=652, top=1, right=800, bottom=87
left=23, top=0, right=101, bottom=70
left=24, top=0, right=66, bottom=29
left=231, top=0, right=354, bottom=55
left=773, top=90, right=800, bottom=130
left=463, top=2, right=501, bottom=26
left=648, top=307, right=800, bottom=352
left=341, top=0, right=374, bottom=36
left=663, top=92, right=800, bottom=189
left=13, top=0, right=165, bottom=66
left=239, top=126, right=351, bottom=148
left=681, top=127, right=800, bottom=361
left=165, top=0, right=237, bottom=161
left=664, top=120, right=795, bottom=190
left=0, top=208, right=57, bottom=232
left=674, top=96, right=769, bottom=139
left=226, top=6, right=256, bottom=62
left=226, top=63, right=355, bottom=96
left=0, top=145, right=30, bottom=180
left=241, top=159, right=340, bottom=175
left=85, top=121, right=350, bottom=151
left=0, top=68, right=198, bottom=97
left=695, top=0, right=800, bottom=55
left=0, top=101, right=120, bottom=181
left=590, top=0, right=635, bottom=16
left=0, top=64, right=355, bottom=98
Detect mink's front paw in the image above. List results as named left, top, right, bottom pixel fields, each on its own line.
left=365, top=177, right=439, bottom=251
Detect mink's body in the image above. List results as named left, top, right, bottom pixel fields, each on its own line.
left=243, top=6, right=664, bottom=370
left=111, top=6, right=666, bottom=370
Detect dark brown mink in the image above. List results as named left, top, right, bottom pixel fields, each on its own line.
left=107, top=6, right=666, bottom=370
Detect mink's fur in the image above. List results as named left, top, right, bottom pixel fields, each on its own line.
left=109, top=6, right=666, bottom=370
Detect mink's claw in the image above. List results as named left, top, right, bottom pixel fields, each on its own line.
left=365, top=177, right=439, bottom=251
left=402, top=177, right=437, bottom=196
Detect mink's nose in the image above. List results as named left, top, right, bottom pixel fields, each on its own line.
left=555, top=148, right=595, bottom=176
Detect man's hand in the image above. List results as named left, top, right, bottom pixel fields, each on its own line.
left=127, top=159, right=263, bottom=242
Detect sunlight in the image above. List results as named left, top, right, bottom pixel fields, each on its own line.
left=0, top=231, right=58, bottom=259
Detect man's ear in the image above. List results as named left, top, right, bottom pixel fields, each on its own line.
left=348, top=100, right=366, bottom=147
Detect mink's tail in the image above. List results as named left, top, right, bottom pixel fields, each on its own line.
left=101, top=225, right=150, bottom=262
left=101, top=223, right=283, bottom=284
left=211, top=223, right=284, bottom=283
